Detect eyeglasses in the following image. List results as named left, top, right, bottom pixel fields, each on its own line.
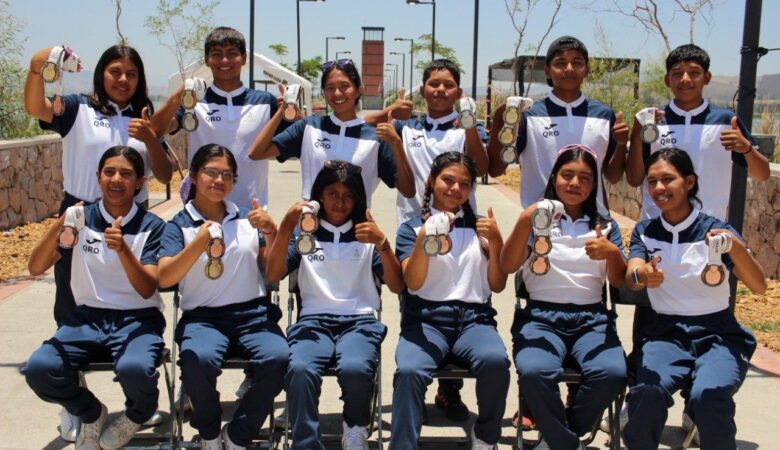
left=321, top=59, right=354, bottom=71
left=201, top=167, right=236, bottom=183
left=324, top=160, right=362, bottom=174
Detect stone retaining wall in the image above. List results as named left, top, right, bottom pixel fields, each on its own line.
left=0, top=136, right=63, bottom=230
left=606, top=164, right=780, bottom=280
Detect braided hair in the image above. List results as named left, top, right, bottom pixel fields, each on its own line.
left=421, top=151, right=478, bottom=230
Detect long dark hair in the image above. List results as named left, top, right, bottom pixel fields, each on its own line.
left=320, top=61, right=362, bottom=105
left=309, top=161, right=368, bottom=224
left=187, top=144, right=238, bottom=202
left=89, top=45, right=151, bottom=116
left=543, top=144, right=604, bottom=230
left=421, top=151, right=478, bottom=228
left=646, top=147, right=702, bottom=209
left=98, top=145, right=145, bottom=196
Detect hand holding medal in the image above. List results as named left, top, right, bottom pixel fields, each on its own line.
left=283, top=84, right=303, bottom=122
left=422, top=212, right=455, bottom=257
left=499, top=96, right=533, bottom=164
left=181, top=77, right=207, bottom=132
left=204, top=222, right=225, bottom=280
left=295, top=201, right=320, bottom=255
left=41, top=46, right=83, bottom=116
left=636, top=107, right=662, bottom=144
left=528, top=199, right=564, bottom=275
left=457, top=96, right=478, bottom=129
left=57, top=204, right=85, bottom=249
left=701, top=231, right=732, bottom=287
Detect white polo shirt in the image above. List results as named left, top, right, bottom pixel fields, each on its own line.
left=523, top=215, right=624, bottom=305
left=39, top=94, right=155, bottom=203
left=159, top=200, right=267, bottom=311
left=396, top=209, right=491, bottom=304
left=640, top=100, right=751, bottom=221
left=514, top=92, right=617, bottom=216
left=393, top=112, right=482, bottom=225
left=273, top=114, right=398, bottom=205
left=629, top=209, right=739, bottom=316
left=68, top=201, right=164, bottom=310
left=175, top=85, right=288, bottom=209
left=286, top=219, right=383, bottom=316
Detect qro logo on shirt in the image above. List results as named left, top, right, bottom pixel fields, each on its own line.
left=314, top=138, right=332, bottom=149
left=93, top=117, right=111, bottom=129
left=205, top=110, right=221, bottom=122
left=407, top=135, right=424, bottom=149
left=306, top=247, right=325, bottom=262
left=659, top=130, right=676, bottom=145
left=542, top=123, right=559, bottom=138
left=82, top=242, right=101, bottom=254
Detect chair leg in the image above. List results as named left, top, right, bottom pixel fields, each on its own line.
left=376, top=351, right=383, bottom=450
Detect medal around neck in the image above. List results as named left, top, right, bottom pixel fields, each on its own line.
left=503, top=96, right=533, bottom=126
left=637, top=107, right=660, bottom=144
left=205, top=223, right=225, bottom=280
left=422, top=212, right=455, bottom=256
left=299, top=201, right=320, bottom=234
left=57, top=205, right=85, bottom=249
left=458, top=97, right=477, bottom=129
left=701, top=233, right=732, bottom=287
left=283, top=84, right=302, bottom=122
left=295, top=233, right=317, bottom=255
left=182, top=111, right=199, bottom=132
left=181, top=77, right=207, bottom=109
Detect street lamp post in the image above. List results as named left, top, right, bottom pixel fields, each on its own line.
left=387, top=63, right=398, bottom=94
left=297, top=0, right=325, bottom=75
left=385, top=69, right=396, bottom=95
left=405, top=0, right=436, bottom=61
left=394, top=37, right=414, bottom=91
left=325, top=36, right=345, bottom=64
left=389, top=51, right=406, bottom=90
left=336, top=51, right=352, bottom=60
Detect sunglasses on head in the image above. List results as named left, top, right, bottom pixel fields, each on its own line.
left=324, top=159, right=362, bottom=174
left=321, top=59, right=354, bottom=71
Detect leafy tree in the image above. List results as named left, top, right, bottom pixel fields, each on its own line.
left=268, top=43, right=289, bottom=63
left=144, top=0, right=219, bottom=79
left=297, top=56, right=324, bottom=85
left=0, top=0, right=40, bottom=139
left=411, top=34, right=461, bottom=74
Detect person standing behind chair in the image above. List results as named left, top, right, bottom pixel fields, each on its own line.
left=390, top=152, right=510, bottom=450
left=158, top=144, right=289, bottom=449
left=623, top=148, right=766, bottom=450
left=23, top=146, right=167, bottom=450
left=266, top=161, right=404, bottom=450
left=501, top=144, right=627, bottom=450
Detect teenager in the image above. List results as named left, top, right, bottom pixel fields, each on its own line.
left=247, top=58, right=415, bottom=205
left=23, top=146, right=167, bottom=450
left=501, top=144, right=627, bottom=450
left=623, top=148, right=766, bottom=450
left=266, top=161, right=404, bottom=450
left=158, top=144, right=288, bottom=449
left=390, top=152, right=510, bottom=450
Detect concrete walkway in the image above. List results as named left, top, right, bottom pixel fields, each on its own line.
left=1, top=159, right=779, bottom=449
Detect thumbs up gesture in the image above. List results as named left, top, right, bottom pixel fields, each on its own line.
left=584, top=223, right=617, bottom=261
left=640, top=255, right=665, bottom=288
left=391, top=87, right=413, bottom=120
left=376, top=109, right=402, bottom=146
left=476, top=207, right=501, bottom=243
left=612, top=111, right=629, bottom=146
left=355, top=208, right=386, bottom=246
left=248, top=198, right=276, bottom=234
left=720, top=116, right=752, bottom=155
left=128, top=106, right=157, bottom=144
left=105, top=216, right=126, bottom=253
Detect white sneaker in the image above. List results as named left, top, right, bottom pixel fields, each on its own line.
left=221, top=422, right=246, bottom=450
left=681, top=411, right=700, bottom=445
left=470, top=424, right=497, bottom=450
left=342, top=421, right=369, bottom=450
left=599, top=403, right=628, bottom=433
left=274, top=405, right=288, bottom=430
left=235, top=374, right=251, bottom=399
left=75, top=403, right=107, bottom=450
left=59, top=407, right=80, bottom=442
left=200, top=436, right=222, bottom=450
left=99, top=413, right=142, bottom=449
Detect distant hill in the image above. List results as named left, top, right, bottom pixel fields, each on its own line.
left=706, top=73, right=780, bottom=103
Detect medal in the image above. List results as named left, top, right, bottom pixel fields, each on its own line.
left=205, top=223, right=225, bottom=280
left=458, top=97, right=477, bottom=129
left=422, top=212, right=454, bottom=256
left=701, top=233, right=732, bottom=287
left=500, top=145, right=518, bottom=165
left=299, top=201, right=320, bottom=233
left=637, top=107, right=660, bottom=144
left=57, top=205, right=85, bottom=249
left=181, top=77, right=207, bottom=109
left=182, top=111, right=199, bottom=132
left=503, top=96, right=533, bottom=126
left=528, top=200, right=563, bottom=276
left=283, top=84, right=302, bottom=122
left=295, top=233, right=317, bottom=255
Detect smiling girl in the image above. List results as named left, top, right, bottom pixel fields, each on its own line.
left=248, top=59, right=415, bottom=205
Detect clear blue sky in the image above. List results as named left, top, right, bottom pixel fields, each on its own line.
left=10, top=0, right=780, bottom=92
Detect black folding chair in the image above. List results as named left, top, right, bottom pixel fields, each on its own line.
left=514, top=272, right=625, bottom=450
left=170, top=285, right=279, bottom=449
left=282, top=269, right=384, bottom=450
